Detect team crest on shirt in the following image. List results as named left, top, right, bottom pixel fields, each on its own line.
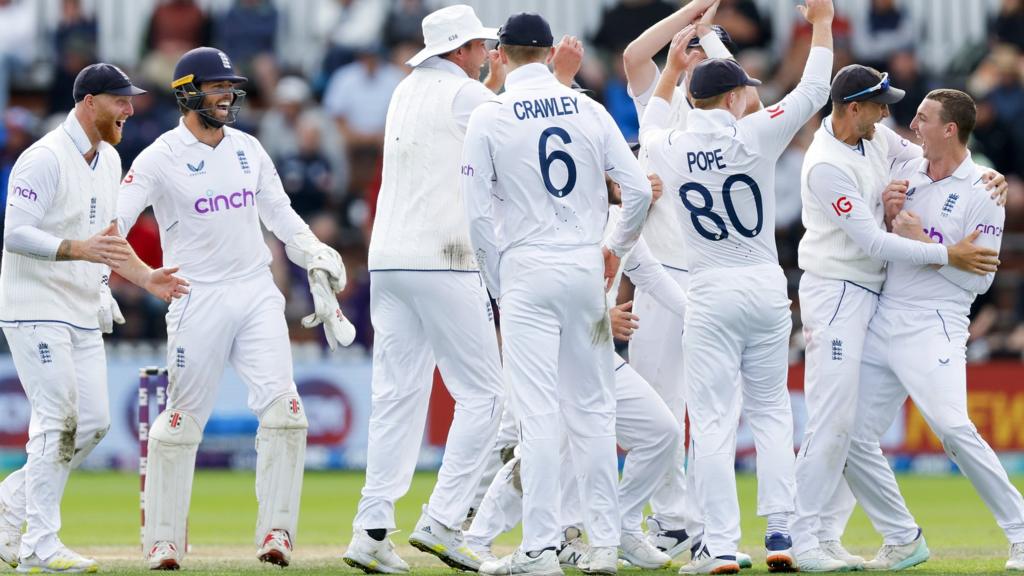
left=236, top=150, right=251, bottom=174
left=941, top=193, right=959, bottom=217
left=37, top=342, right=52, bottom=365
left=186, top=160, right=206, bottom=175
left=831, top=339, right=843, bottom=361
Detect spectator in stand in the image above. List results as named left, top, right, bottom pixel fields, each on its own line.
left=323, top=44, right=405, bottom=193
left=974, top=95, right=1019, bottom=178
left=992, top=0, right=1024, bottom=51
left=278, top=116, right=336, bottom=220
left=116, top=83, right=178, bottom=171
left=886, top=48, right=930, bottom=128
left=139, top=0, right=210, bottom=88
left=384, top=0, right=430, bottom=47
left=774, top=115, right=817, bottom=270
left=214, top=0, right=279, bottom=101
left=0, top=107, right=37, bottom=207
left=592, top=0, right=676, bottom=55
left=48, top=0, right=97, bottom=115
left=851, top=0, right=915, bottom=71
left=260, top=75, right=348, bottom=198
left=711, top=0, right=772, bottom=52
left=316, top=0, right=388, bottom=89
left=0, top=0, right=36, bottom=112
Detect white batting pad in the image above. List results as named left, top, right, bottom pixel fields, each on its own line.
left=254, top=395, right=308, bottom=545
left=144, top=409, right=202, bottom=555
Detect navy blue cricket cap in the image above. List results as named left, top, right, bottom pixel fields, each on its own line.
left=73, top=63, right=146, bottom=102
left=498, top=12, right=554, bottom=47
left=689, top=58, right=761, bottom=100
left=830, top=64, right=905, bottom=105
left=686, top=25, right=739, bottom=54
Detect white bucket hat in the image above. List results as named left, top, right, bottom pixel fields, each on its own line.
left=406, top=4, right=498, bottom=67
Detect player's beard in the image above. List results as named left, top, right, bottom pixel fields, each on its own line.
left=95, top=107, right=122, bottom=145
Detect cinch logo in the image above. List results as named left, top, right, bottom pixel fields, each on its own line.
left=831, top=196, right=852, bottom=216
left=12, top=185, right=36, bottom=201
left=976, top=223, right=1003, bottom=237
left=923, top=226, right=944, bottom=244
left=194, top=188, right=254, bottom=214
left=460, top=164, right=474, bottom=177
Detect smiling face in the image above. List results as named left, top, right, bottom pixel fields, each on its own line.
left=198, top=80, right=239, bottom=123
left=89, top=93, right=134, bottom=145
left=851, top=100, right=888, bottom=140
left=910, top=98, right=951, bottom=161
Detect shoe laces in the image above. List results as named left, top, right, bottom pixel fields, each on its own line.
left=1011, top=542, right=1024, bottom=557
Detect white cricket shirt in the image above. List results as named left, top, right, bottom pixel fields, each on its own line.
left=462, top=63, right=652, bottom=296
left=117, top=120, right=308, bottom=283
left=881, top=152, right=1003, bottom=316
left=641, top=47, right=833, bottom=273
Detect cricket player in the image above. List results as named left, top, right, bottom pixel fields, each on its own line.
left=464, top=11, right=653, bottom=576
left=343, top=5, right=508, bottom=573
left=639, top=1, right=833, bottom=572
left=118, top=47, right=351, bottom=570
left=838, top=89, right=1024, bottom=572
left=624, top=4, right=783, bottom=567
left=465, top=179, right=681, bottom=572
left=791, top=66, right=1009, bottom=571
left=0, top=63, right=187, bottom=573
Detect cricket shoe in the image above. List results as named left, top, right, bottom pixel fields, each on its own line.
left=17, top=545, right=97, bottom=573
left=258, top=529, right=292, bottom=567
left=764, top=532, right=794, bottom=572
left=480, top=548, right=563, bottom=576
left=1006, top=541, right=1024, bottom=571
left=683, top=531, right=751, bottom=569
left=467, top=537, right=498, bottom=564
left=146, top=541, right=179, bottom=571
left=678, top=544, right=739, bottom=575
left=557, top=526, right=589, bottom=568
left=619, top=532, right=671, bottom=569
left=579, top=546, right=617, bottom=575
left=0, top=525, right=20, bottom=568
left=343, top=530, right=409, bottom=574
left=820, top=540, right=864, bottom=570
left=408, top=505, right=481, bottom=571
left=645, top=516, right=700, bottom=560
left=794, top=547, right=849, bottom=572
left=863, top=530, right=929, bottom=571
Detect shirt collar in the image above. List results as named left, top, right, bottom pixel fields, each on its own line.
left=823, top=115, right=865, bottom=155
left=174, top=117, right=229, bottom=147
left=505, top=63, right=557, bottom=90
left=418, top=55, right=471, bottom=79
left=918, top=150, right=974, bottom=181
left=685, top=107, right=737, bottom=132
left=62, top=110, right=94, bottom=156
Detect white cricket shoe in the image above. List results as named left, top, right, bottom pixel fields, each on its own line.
left=0, top=527, right=20, bottom=568
left=467, top=538, right=498, bottom=564
left=343, top=530, right=409, bottom=574
left=480, top=548, right=563, bottom=576
left=557, top=526, right=589, bottom=568
left=408, top=505, right=480, bottom=571
left=146, top=541, right=179, bottom=571
left=645, top=516, right=700, bottom=560
left=863, top=531, right=929, bottom=571
left=17, top=545, right=97, bottom=573
left=820, top=540, right=864, bottom=570
left=1006, top=541, right=1024, bottom=571
left=619, top=532, right=671, bottom=569
left=257, top=529, right=292, bottom=567
left=764, top=532, right=794, bottom=572
left=795, top=547, right=849, bottom=572
left=579, top=546, right=617, bottom=575
left=678, top=544, right=739, bottom=575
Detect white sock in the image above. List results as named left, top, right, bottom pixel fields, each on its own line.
left=766, top=512, right=791, bottom=536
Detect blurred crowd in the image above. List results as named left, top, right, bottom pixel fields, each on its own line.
left=1, top=0, right=1023, bottom=362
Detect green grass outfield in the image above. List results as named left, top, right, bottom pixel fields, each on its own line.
left=24, top=470, right=1024, bottom=574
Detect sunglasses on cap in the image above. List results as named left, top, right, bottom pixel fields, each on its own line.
left=842, top=72, right=891, bottom=102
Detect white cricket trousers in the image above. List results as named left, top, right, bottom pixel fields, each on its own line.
left=0, top=323, right=109, bottom=560
left=684, top=264, right=795, bottom=559
left=465, top=354, right=677, bottom=543
left=355, top=270, right=504, bottom=531
left=845, top=304, right=1024, bottom=545
left=165, top=269, right=299, bottom=427
left=791, top=273, right=876, bottom=555
left=500, top=245, right=618, bottom=551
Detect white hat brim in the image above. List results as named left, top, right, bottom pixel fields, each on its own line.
left=407, top=26, right=499, bottom=67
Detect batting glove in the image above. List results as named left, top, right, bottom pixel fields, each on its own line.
left=98, top=274, right=125, bottom=334
left=302, top=270, right=356, bottom=350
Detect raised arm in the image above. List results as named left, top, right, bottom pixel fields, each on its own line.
left=623, top=0, right=717, bottom=97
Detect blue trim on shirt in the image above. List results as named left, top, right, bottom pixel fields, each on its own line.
left=369, top=268, right=481, bottom=273
left=614, top=361, right=627, bottom=372
left=936, top=310, right=950, bottom=342
left=827, top=283, right=847, bottom=327
left=662, top=264, right=689, bottom=273
left=0, top=319, right=99, bottom=331
left=845, top=280, right=881, bottom=296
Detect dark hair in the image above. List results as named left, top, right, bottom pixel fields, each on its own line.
left=924, top=88, right=976, bottom=145
left=502, top=45, right=549, bottom=65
